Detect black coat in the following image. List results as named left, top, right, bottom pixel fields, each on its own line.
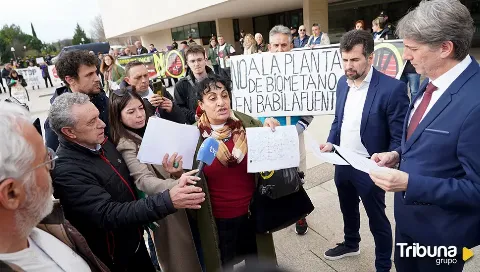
left=1, top=68, right=10, bottom=79
left=52, top=138, right=176, bottom=271
left=44, top=86, right=110, bottom=151
left=173, top=66, right=214, bottom=124
left=136, top=47, right=148, bottom=55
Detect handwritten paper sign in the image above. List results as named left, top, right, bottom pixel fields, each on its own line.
left=231, top=48, right=344, bottom=117
left=246, top=126, right=300, bottom=173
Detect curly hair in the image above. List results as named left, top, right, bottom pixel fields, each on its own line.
left=55, top=50, right=98, bottom=86
left=195, top=73, right=232, bottom=102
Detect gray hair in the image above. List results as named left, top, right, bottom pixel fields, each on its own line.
left=396, top=0, right=474, bottom=60
left=49, top=92, right=91, bottom=136
left=269, top=25, right=292, bottom=43
left=0, top=103, right=34, bottom=182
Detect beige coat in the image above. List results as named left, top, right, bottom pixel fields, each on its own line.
left=116, top=133, right=202, bottom=272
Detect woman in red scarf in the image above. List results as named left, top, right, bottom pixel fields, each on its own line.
left=192, top=74, right=280, bottom=271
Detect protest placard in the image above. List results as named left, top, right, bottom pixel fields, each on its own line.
left=117, top=50, right=186, bottom=79
left=231, top=40, right=407, bottom=118
left=231, top=47, right=343, bottom=117
left=17, top=67, right=43, bottom=88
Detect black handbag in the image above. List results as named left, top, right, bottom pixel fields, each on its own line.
left=258, top=168, right=304, bottom=199
left=249, top=184, right=314, bottom=234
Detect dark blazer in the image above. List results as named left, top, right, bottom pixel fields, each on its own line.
left=394, top=57, right=480, bottom=249
left=328, top=67, right=409, bottom=155
left=137, top=46, right=148, bottom=55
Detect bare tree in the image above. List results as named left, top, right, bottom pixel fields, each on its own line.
left=90, top=14, right=140, bottom=46
left=90, top=15, right=107, bottom=42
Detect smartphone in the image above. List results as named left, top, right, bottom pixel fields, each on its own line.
left=152, top=81, right=164, bottom=97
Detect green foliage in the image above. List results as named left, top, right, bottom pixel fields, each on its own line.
left=72, top=23, right=91, bottom=45
left=31, top=23, right=37, bottom=38
left=0, top=24, right=44, bottom=63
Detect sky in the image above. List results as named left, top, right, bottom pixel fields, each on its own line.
left=0, top=0, right=101, bottom=43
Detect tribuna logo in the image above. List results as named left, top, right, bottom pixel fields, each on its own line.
left=397, top=243, right=458, bottom=266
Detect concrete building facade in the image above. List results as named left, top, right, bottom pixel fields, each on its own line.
left=99, top=0, right=480, bottom=51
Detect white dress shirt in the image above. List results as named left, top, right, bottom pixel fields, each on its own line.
left=340, top=66, right=374, bottom=157
left=408, top=56, right=471, bottom=124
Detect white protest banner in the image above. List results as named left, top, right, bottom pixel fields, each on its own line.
left=48, top=65, right=63, bottom=86
left=231, top=40, right=407, bottom=118
left=231, top=47, right=343, bottom=117
left=16, top=67, right=43, bottom=88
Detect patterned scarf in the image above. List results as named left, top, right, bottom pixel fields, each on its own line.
left=197, top=111, right=247, bottom=167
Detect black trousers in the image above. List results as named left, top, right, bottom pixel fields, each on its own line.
left=44, top=76, right=53, bottom=88
left=335, top=165, right=393, bottom=272
left=213, top=65, right=220, bottom=74
left=215, top=214, right=258, bottom=270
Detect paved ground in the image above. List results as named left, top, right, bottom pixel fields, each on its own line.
left=4, top=85, right=398, bottom=272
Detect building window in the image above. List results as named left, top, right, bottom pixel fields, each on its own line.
left=171, top=23, right=200, bottom=41
left=198, top=21, right=217, bottom=45
left=233, top=19, right=240, bottom=41
left=185, top=24, right=200, bottom=39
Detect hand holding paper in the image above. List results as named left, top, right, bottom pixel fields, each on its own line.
left=369, top=168, right=409, bottom=192
left=333, top=144, right=386, bottom=174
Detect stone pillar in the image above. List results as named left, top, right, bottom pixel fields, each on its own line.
left=215, top=18, right=235, bottom=45
left=303, top=0, right=329, bottom=34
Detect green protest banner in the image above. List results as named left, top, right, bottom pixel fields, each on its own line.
left=117, top=50, right=186, bottom=79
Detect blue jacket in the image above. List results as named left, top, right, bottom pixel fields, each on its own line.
left=45, top=86, right=110, bottom=151
left=394, top=57, right=480, bottom=249
left=328, top=68, right=409, bottom=155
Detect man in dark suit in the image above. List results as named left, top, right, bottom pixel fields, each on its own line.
left=134, top=41, right=148, bottom=55
left=320, top=30, right=409, bottom=272
left=371, top=1, right=480, bottom=271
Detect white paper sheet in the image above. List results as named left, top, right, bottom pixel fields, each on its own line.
left=137, top=117, right=200, bottom=169
left=303, top=131, right=349, bottom=165
left=333, top=144, right=386, bottom=174
left=246, top=125, right=300, bottom=173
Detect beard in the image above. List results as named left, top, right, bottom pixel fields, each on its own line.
left=345, top=69, right=365, bottom=81
left=15, top=173, right=54, bottom=238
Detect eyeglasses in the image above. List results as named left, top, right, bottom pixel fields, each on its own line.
left=299, top=29, right=306, bottom=31
left=29, top=147, right=58, bottom=172
left=0, top=147, right=57, bottom=185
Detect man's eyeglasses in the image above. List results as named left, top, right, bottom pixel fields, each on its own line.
left=29, top=147, right=58, bottom=172
left=299, top=29, right=306, bottom=32
left=0, top=147, right=57, bottom=185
